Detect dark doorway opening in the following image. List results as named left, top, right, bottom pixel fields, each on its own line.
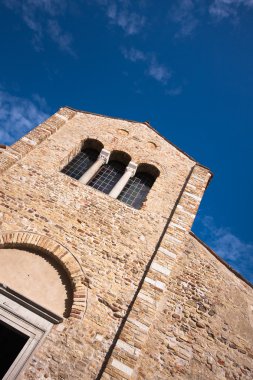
left=0, top=321, right=29, bottom=378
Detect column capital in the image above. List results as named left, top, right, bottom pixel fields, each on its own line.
left=126, top=161, right=138, bottom=177
left=99, top=149, right=110, bottom=164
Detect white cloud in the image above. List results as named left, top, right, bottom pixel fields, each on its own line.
left=98, top=0, right=146, bottom=35
left=0, top=89, right=49, bottom=145
left=197, top=216, right=253, bottom=282
left=147, top=57, right=171, bottom=84
left=209, top=0, right=253, bottom=21
left=2, top=0, right=74, bottom=54
left=201, top=216, right=253, bottom=261
left=121, top=47, right=171, bottom=85
left=170, top=0, right=253, bottom=37
left=121, top=47, right=146, bottom=62
left=209, top=0, right=237, bottom=20
left=170, top=0, right=200, bottom=38
left=47, top=19, right=75, bottom=56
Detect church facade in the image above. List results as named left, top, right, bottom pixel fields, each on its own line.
left=0, top=107, right=252, bottom=379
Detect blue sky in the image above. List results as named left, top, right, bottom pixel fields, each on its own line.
left=0, top=0, right=252, bottom=283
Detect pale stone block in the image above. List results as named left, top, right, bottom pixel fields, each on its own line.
left=116, top=339, right=140, bottom=357
left=187, top=184, right=196, bottom=189
left=158, top=247, right=177, bottom=259
left=56, top=113, right=68, bottom=121
left=184, top=191, right=201, bottom=201
left=145, top=277, right=166, bottom=290
left=128, top=318, right=149, bottom=332
left=166, top=235, right=181, bottom=244
left=95, top=334, right=103, bottom=342
left=138, top=291, right=156, bottom=305
left=192, top=174, right=206, bottom=183
left=178, top=207, right=195, bottom=218
left=21, top=137, right=37, bottom=146
left=170, top=222, right=186, bottom=231
left=111, top=358, right=133, bottom=376
left=4, top=149, right=20, bottom=159
left=151, top=262, right=170, bottom=276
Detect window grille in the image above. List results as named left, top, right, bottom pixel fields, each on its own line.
left=88, top=160, right=125, bottom=194
left=61, top=148, right=98, bottom=180
left=118, top=172, right=155, bottom=209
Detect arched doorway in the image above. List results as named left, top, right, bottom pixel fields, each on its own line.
left=0, top=232, right=86, bottom=379
left=0, top=247, right=73, bottom=317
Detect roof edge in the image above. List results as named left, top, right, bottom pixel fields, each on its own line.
left=61, top=106, right=214, bottom=183
left=189, top=231, right=253, bottom=289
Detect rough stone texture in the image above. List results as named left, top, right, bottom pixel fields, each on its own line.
left=133, top=234, right=253, bottom=380
left=0, top=107, right=252, bottom=379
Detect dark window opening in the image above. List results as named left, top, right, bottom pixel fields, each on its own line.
left=0, top=321, right=29, bottom=378
left=61, top=148, right=99, bottom=180
left=118, top=171, right=155, bottom=209
left=88, top=160, right=125, bottom=194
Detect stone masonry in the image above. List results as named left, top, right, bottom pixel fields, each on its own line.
left=0, top=107, right=252, bottom=379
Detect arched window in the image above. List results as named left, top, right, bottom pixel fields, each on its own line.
left=118, top=164, right=159, bottom=209
left=88, top=151, right=131, bottom=194
left=61, top=139, right=103, bottom=180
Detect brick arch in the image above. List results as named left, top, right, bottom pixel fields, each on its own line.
left=0, top=231, right=86, bottom=320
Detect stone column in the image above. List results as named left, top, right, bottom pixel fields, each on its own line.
left=109, top=161, right=138, bottom=199
left=79, top=149, right=110, bottom=185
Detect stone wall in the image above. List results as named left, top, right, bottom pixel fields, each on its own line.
left=0, top=107, right=251, bottom=380
left=132, top=233, right=253, bottom=380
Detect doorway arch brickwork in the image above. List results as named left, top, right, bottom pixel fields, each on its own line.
left=0, top=231, right=86, bottom=319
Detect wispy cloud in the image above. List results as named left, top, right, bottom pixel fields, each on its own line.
left=170, top=0, right=253, bottom=37
left=121, top=47, right=146, bottom=62
left=147, top=57, right=171, bottom=84
left=2, top=0, right=74, bottom=55
left=121, top=47, right=171, bottom=85
left=197, top=216, right=253, bottom=282
left=98, top=0, right=146, bottom=35
left=0, top=88, right=49, bottom=145
left=209, top=0, right=253, bottom=21
left=202, top=216, right=253, bottom=260
left=47, top=19, right=74, bottom=54
left=170, top=0, right=200, bottom=38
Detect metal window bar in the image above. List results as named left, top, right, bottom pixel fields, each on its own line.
left=88, top=160, right=126, bottom=194
left=118, top=172, right=155, bottom=209
left=61, top=148, right=99, bottom=180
